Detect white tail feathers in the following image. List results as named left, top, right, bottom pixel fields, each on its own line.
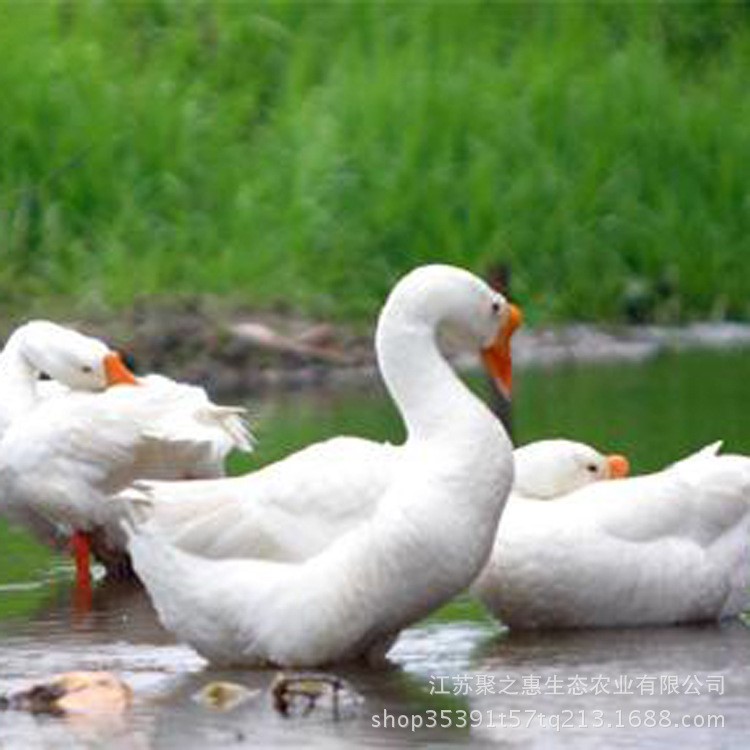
left=698, top=440, right=724, bottom=457
left=200, top=405, right=256, bottom=453
left=138, top=403, right=255, bottom=473
left=669, top=441, right=724, bottom=473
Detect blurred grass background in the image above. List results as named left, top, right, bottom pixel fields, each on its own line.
left=0, top=0, right=749, bottom=325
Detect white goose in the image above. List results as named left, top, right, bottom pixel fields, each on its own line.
left=473, top=440, right=750, bottom=628
left=123, top=264, right=518, bottom=667
left=0, top=320, right=135, bottom=437
left=0, top=338, right=253, bottom=589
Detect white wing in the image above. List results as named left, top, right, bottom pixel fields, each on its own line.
left=0, top=377, right=252, bottom=544
left=131, top=436, right=398, bottom=561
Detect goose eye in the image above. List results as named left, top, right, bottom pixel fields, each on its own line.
left=586, top=464, right=598, bottom=473
left=81, top=365, right=93, bottom=374
left=491, top=300, right=501, bottom=314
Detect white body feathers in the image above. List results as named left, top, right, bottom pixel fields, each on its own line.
left=473, top=442, right=750, bottom=628
left=124, top=265, right=516, bottom=667
left=0, top=374, right=252, bottom=550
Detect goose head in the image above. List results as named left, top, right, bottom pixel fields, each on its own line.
left=513, top=439, right=630, bottom=499
left=376, top=265, right=522, bottom=398
left=11, top=321, right=137, bottom=390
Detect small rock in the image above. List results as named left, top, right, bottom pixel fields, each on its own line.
left=270, top=672, right=362, bottom=720
left=1, top=672, right=131, bottom=716
left=193, top=681, right=259, bottom=712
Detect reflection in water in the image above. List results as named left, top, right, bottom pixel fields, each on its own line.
left=469, top=623, right=750, bottom=748
left=0, top=350, right=748, bottom=747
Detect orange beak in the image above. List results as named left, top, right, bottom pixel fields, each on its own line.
left=606, top=454, right=630, bottom=479
left=103, top=352, right=138, bottom=387
left=481, top=303, right=522, bottom=400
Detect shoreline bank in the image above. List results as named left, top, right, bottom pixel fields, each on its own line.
left=7, top=307, right=748, bottom=396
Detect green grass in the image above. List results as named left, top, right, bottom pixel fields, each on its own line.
left=0, top=1, right=749, bottom=324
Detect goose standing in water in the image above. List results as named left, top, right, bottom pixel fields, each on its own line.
left=122, top=264, right=520, bottom=667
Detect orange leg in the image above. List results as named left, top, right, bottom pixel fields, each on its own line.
left=70, top=531, right=92, bottom=611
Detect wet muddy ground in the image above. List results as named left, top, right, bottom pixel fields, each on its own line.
left=0, top=580, right=748, bottom=749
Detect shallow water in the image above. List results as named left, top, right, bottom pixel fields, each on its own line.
left=0, top=349, right=748, bottom=748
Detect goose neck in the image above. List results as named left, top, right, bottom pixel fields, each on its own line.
left=376, top=318, right=482, bottom=443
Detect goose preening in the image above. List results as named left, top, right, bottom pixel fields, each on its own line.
left=122, top=264, right=520, bottom=667
left=0, top=320, right=136, bottom=437
left=0, top=330, right=253, bottom=594
left=472, top=440, right=750, bottom=629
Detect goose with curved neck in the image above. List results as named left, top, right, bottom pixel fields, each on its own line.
left=376, top=267, right=512, bottom=442
left=123, top=264, right=519, bottom=667
left=0, top=321, right=135, bottom=436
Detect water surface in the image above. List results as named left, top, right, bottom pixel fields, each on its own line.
left=0, top=349, right=748, bottom=748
